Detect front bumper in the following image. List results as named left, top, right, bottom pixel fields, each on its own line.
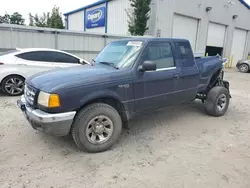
left=17, top=95, right=76, bottom=136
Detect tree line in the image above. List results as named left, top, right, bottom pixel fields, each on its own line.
left=0, top=6, right=64, bottom=29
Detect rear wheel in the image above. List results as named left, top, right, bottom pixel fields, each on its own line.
left=71, top=103, right=122, bottom=153
left=204, top=86, right=230, bottom=117
left=1, top=75, right=25, bottom=96
left=239, top=63, right=249, bottom=73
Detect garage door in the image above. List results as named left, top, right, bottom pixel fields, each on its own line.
left=172, top=15, right=199, bottom=50
left=207, top=23, right=226, bottom=48
left=231, top=28, right=247, bottom=66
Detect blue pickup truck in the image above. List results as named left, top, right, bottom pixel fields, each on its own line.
left=17, top=38, right=230, bottom=153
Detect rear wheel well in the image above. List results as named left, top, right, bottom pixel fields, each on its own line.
left=1, top=74, right=25, bottom=85
left=0, top=74, right=26, bottom=94
left=208, top=69, right=221, bottom=88
left=197, top=69, right=223, bottom=101
left=77, top=97, right=129, bottom=126
left=240, top=63, right=249, bottom=67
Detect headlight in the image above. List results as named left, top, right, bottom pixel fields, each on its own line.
left=38, top=91, right=61, bottom=108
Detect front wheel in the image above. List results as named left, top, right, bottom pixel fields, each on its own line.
left=204, top=86, right=230, bottom=117
left=71, top=103, right=122, bottom=153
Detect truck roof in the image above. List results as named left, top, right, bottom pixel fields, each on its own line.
left=118, top=37, right=190, bottom=43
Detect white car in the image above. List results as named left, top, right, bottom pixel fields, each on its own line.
left=0, top=48, right=90, bottom=96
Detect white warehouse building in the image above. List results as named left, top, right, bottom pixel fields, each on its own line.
left=64, top=0, right=250, bottom=66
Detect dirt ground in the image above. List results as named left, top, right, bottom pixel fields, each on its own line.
left=0, top=69, right=250, bottom=188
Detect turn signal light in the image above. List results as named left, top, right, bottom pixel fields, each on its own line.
left=48, top=94, right=61, bottom=108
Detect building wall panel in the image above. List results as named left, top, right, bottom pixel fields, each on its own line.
left=68, top=11, right=85, bottom=31
left=231, top=28, right=248, bottom=65
left=172, top=14, right=199, bottom=50
left=107, top=0, right=131, bottom=35
left=0, top=24, right=128, bottom=61
left=207, top=22, right=226, bottom=47
left=0, top=27, right=55, bottom=49
left=155, top=0, right=250, bottom=60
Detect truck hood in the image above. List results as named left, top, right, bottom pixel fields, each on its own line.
left=27, top=64, right=129, bottom=93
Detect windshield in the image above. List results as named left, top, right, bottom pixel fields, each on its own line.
left=94, top=40, right=144, bottom=68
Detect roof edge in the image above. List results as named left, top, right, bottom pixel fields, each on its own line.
left=64, top=0, right=249, bottom=17
left=239, top=0, right=250, bottom=10
left=64, top=0, right=109, bottom=16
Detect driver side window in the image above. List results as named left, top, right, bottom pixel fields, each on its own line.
left=142, top=42, right=175, bottom=69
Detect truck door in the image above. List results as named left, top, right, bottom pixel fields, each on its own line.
left=176, top=41, right=200, bottom=103
left=134, top=41, right=182, bottom=112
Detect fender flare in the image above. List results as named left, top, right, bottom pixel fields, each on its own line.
left=77, top=90, right=130, bottom=122
left=79, top=89, right=128, bottom=111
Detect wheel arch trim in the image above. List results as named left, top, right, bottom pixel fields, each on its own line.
left=78, top=90, right=130, bottom=122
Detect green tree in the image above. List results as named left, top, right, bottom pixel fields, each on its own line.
left=0, top=13, right=10, bottom=24
left=127, top=0, right=152, bottom=36
left=28, top=13, right=34, bottom=26
left=29, top=6, right=64, bottom=29
left=47, top=6, right=64, bottom=29
left=0, top=12, right=25, bottom=25
left=29, top=13, right=48, bottom=27
left=10, top=12, right=25, bottom=25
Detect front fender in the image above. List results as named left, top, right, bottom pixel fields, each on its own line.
left=79, top=89, right=124, bottom=108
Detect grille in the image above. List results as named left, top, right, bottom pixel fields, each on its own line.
left=24, top=84, right=37, bottom=106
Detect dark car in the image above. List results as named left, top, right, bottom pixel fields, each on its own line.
left=236, top=59, right=250, bottom=73
left=17, top=38, right=231, bottom=153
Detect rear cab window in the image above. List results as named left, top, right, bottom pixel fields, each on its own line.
left=177, top=41, right=195, bottom=67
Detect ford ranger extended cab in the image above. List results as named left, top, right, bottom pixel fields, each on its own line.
left=17, top=38, right=230, bottom=153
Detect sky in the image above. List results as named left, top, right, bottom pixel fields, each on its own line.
left=1, top=0, right=250, bottom=23
left=0, top=0, right=99, bottom=22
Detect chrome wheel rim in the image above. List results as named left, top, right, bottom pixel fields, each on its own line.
left=217, top=94, right=227, bottom=111
left=86, top=115, right=114, bottom=144
left=4, top=77, right=24, bottom=95
left=240, top=64, right=248, bottom=72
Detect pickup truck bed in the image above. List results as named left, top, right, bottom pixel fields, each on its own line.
left=196, top=56, right=224, bottom=92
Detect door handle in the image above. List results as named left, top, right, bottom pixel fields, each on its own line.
left=173, top=74, right=180, bottom=79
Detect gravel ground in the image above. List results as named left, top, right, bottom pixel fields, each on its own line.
left=0, top=69, right=250, bottom=188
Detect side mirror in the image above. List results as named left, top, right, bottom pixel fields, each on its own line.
left=139, top=61, right=157, bottom=72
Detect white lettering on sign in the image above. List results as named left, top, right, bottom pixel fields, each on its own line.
left=87, top=10, right=102, bottom=22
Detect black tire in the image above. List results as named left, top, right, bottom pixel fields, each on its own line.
left=72, top=103, right=122, bottom=153
left=238, top=63, right=249, bottom=73
left=204, top=86, right=230, bottom=117
left=1, top=75, right=25, bottom=96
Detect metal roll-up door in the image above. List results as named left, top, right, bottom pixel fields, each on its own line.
left=231, top=28, right=247, bottom=65
left=206, top=23, right=226, bottom=56
left=207, top=23, right=226, bottom=48
left=172, top=14, right=199, bottom=50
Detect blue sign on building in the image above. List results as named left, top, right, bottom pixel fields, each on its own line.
left=85, top=7, right=106, bottom=29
